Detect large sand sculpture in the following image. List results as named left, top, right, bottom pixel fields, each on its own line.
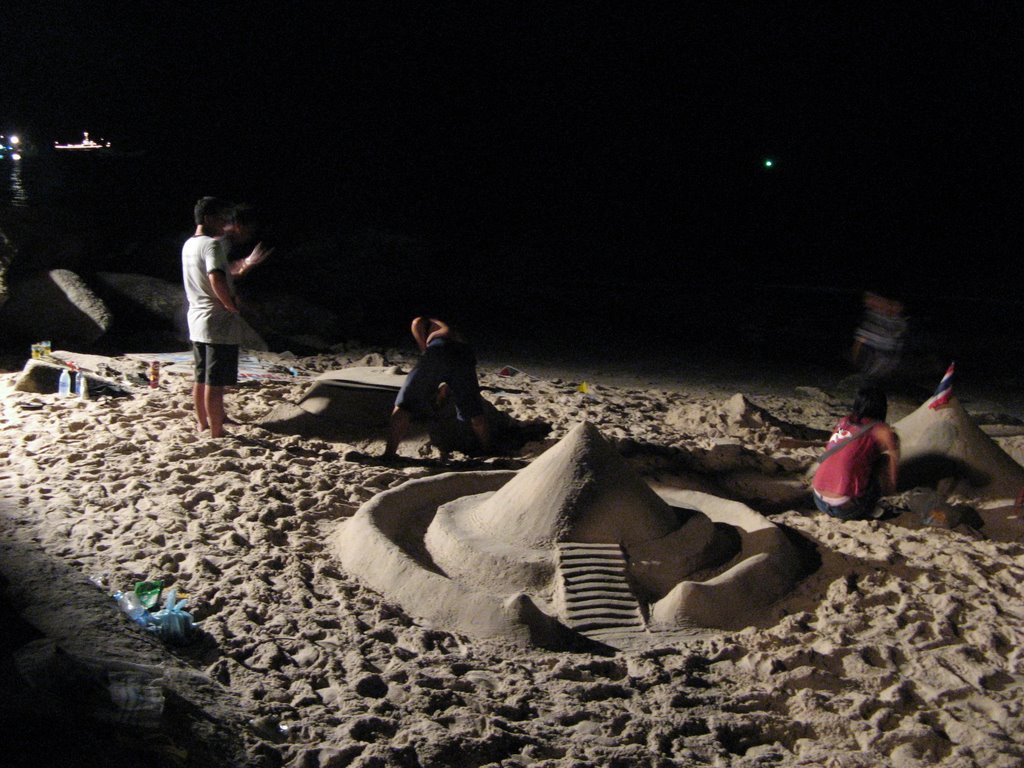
left=894, top=387, right=1024, bottom=538
left=332, top=422, right=801, bottom=648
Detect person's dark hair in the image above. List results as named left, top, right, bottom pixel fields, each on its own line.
left=851, top=385, right=888, bottom=423
left=232, top=203, right=258, bottom=227
left=193, top=196, right=233, bottom=226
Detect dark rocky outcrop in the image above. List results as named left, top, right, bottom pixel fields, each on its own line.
left=0, top=205, right=430, bottom=357
left=234, top=287, right=344, bottom=349
left=0, top=269, right=112, bottom=348
left=93, top=271, right=185, bottom=327
left=0, top=227, right=14, bottom=312
left=0, top=206, right=95, bottom=276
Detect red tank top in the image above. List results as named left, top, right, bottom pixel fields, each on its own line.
left=812, top=416, right=881, bottom=499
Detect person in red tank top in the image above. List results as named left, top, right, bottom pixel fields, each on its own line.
left=812, top=386, right=900, bottom=520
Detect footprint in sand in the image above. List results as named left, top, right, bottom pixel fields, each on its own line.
left=182, top=490, right=216, bottom=510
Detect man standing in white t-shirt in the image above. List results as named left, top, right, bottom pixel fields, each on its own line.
left=181, top=197, right=242, bottom=438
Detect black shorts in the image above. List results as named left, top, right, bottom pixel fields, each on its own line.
left=394, top=339, right=484, bottom=421
left=192, top=342, right=239, bottom=387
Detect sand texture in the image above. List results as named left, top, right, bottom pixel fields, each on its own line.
left=1, top=346, right=1023, bottom=767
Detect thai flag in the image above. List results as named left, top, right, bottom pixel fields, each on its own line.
left=928, top=362, right=955, bottom=409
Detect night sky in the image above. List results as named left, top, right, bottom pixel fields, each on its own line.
left=2, top=3, right=1023, bottom=301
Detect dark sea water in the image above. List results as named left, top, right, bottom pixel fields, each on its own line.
left=3, top=149, right=1022, bottom=411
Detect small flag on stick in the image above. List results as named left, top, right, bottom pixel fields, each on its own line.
left=928, top=362, right=955, bottom=410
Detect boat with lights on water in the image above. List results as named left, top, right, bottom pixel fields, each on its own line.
left=54, top=132, right=111, bottom=151
left=0, top=134, right=32, bottom=159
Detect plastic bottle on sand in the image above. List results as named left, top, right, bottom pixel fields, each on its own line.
left=75, top=370, right=89, bottom=399
left=114, top=591, right=152, bottom=626
left=58, top=368, right=71, bottom=396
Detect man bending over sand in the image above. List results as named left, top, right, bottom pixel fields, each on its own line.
left=182, top=197, right=244, bottom=438
left=383, top=317, right=491, bottom=460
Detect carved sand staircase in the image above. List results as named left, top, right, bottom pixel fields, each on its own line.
left=557, top=542, right=646, bottom=639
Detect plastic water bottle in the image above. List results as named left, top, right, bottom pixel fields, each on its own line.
left=75, top=370, right=88, bottom=399
left=114, top=590, right=152, bottom=626
left=58, top=368, right=71, bottom=395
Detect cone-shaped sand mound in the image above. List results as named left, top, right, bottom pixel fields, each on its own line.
left=895, top=395, right=1024, bottom=505
left=446, top=421, right=678, bottom=548
left=332, top=422, right=801, bottom=648
left=894, top=393, right=1024, bottom=540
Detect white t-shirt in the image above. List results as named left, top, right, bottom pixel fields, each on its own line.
left=181, top=235, right=240, bottom=344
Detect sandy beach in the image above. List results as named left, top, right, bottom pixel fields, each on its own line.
left=4, top=5, right=1024, bottom=766
left=2, top=344, right=1023, bottom=768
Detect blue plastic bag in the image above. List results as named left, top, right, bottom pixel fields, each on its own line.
left=147, top=588, right=197, bottom=645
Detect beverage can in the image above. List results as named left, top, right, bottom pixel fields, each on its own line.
left=148, top=360, right=160, bottom=388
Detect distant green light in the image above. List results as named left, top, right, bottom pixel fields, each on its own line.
left=763, top=158, right=774, bottom=169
